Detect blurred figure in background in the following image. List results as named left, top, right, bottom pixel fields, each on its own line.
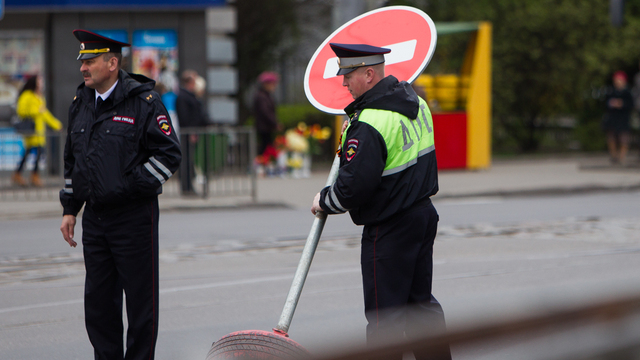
left=603, top=70, right=633, bottom=165
left=12, top=75, right=62, bottom=187
left=176, top=69, right=208, bottom=195
left=157, top=66, right=180, bottom=136
left=253, top=71, right=282, bottom=156
left=194, top=74, right=206, bottom=99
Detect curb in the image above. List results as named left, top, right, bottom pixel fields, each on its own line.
left=5, top=183, right=640, bottom=221
left=434, top=183, right=640, bottom=200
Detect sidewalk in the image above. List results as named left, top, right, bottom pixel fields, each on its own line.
left=1, top=154, right=640, bottom=220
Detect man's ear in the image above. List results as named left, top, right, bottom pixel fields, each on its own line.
left=108, top=57, right=119, bottom=72
left=365, top=67, right=375, bottom=83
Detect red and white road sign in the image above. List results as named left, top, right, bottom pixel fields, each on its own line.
left=304, top=6, right=437, bottom=114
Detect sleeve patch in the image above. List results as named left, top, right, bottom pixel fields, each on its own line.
left=157, top=115, right=172, bottom=136
left=346, top=139, right=358, bottom=161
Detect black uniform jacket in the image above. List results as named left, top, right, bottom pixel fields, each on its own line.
left=319, top=76, right=439, bottom=226
left=60, top=70, right=182, bottom=216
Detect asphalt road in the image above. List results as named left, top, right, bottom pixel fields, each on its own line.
left=2, top=191, right=640, bottom=359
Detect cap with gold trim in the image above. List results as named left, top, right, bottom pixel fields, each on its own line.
left=73, top=29, right=131, bottom=60
left=329, top=43, right=391, bottom=76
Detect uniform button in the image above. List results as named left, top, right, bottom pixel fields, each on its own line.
left=106, top=130, right=110, bottom=133
left=81, top=129, right=85, bottom=132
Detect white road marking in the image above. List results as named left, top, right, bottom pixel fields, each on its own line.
left=0, top=267, right=360, bottom=314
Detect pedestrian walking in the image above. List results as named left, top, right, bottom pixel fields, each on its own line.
left=175, top=69, right=208, bottom=195
left=59, top=29, right=181, bottom=360
left=310, top=43, right=451, bottom=360
left=253, top=71, right=282, bottom=156
left=604, top=70, right=634, bottom=165
left=12, top=75, right=62, bottom=187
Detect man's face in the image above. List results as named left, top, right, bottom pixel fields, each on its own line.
left=263, top=81, right=277, bottom=93
left=342, top=67, right=368, bottom=99
left=80, top=56, right=114, bottom=92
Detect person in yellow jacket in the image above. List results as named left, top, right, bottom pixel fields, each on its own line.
left=12, top=75, right=63, bottom=187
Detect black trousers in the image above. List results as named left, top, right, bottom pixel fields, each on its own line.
left=257, top=130, right=273, bottom=156
left=361, top=201, right=451, bottom=360
left=82, top=198, right=160, bottom=360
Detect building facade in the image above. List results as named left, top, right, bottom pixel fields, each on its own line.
left=0, top=0, right=237, bottom=127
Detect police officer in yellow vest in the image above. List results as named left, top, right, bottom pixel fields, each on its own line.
left=311, top=43, right=451, bottom=360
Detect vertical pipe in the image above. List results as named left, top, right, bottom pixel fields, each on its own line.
left=274, top=156, right=341, bottom=334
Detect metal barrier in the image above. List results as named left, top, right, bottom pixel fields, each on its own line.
left=180, top=126, right=257, bottom=201
left=0, top=127, right=257, bottom=202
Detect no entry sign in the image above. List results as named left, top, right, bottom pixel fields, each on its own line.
left=304, top=6, right=437, bottom=114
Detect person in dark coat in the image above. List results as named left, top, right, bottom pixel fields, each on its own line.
left=253, top=71, right=281, bottom=156
left=311, top=43, right=451, bottom=360
left=59, top=30, right=181, bottom=360
left=175, top=70, right=208, bottom=194
left=604, top=70, right=634, bottom=165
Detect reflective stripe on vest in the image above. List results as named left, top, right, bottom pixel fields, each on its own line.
left=358, top=98, right=435, bottom=177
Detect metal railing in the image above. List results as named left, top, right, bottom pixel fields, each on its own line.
left=179, top=126, right=257, bottom=201
left=0, top=126, right=257, bottom=202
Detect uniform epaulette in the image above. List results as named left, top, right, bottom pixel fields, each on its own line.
left=140, top=92, right=157, bottom=104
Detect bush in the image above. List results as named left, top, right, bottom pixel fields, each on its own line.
left=574, top=120, right=607, bottom=151
left=276, top=104, right=335, bottom=129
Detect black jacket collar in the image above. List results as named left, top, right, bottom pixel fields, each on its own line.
left=344, top=75, right=420, bottom=120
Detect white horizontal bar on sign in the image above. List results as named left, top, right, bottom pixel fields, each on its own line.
left=322, top=39, right=418, bottom=79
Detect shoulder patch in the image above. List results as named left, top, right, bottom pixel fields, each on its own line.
left=346, top=139, right=358, bottom=161
left=157, top=115, right=172, bottom=135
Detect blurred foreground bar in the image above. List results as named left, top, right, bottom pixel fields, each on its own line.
left=317, top=294, right=640, bottom=360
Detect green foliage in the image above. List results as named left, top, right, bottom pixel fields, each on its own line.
left=573, top=120, right=607, bottom=151
left=236, top=0, right=299, bottom=121
left=391, top=0, right=640, bottom=153
left=276, top=104, right=335, bottom=129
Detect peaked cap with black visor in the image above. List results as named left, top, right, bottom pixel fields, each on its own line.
left=73, top=29, right=130, bottom=60
left=329, top=43, right=391, bottom=76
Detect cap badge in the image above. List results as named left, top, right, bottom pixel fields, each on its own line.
left=80, top=43, right=85, bottom=50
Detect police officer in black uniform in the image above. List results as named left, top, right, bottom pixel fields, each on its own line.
left=311, top=43, right=451, bottom=360
left=59, top=30, right=181, bottom=360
